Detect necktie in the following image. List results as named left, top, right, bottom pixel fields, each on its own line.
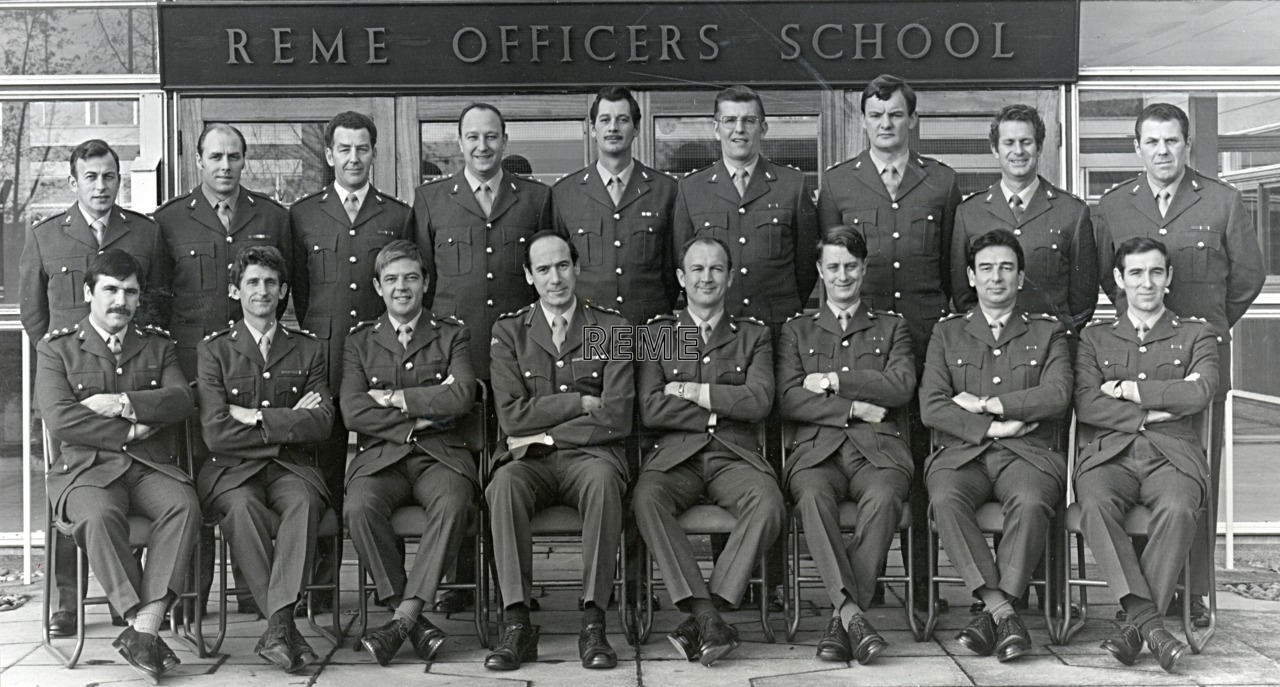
left=990, top=320, right=1004, bottom=340
left=733, top=169, right=749, bottom=197
left=608, top=176, right=624, bottom=207
left=91, top=218, right=107, bottom=246
left=552, top=315, right=567, bottom=352
left=398, top=324, right=413, bottom=350
left=1136, top=323, right=1149, bottom=341
left=107, top=334, right=122, bottom=362
left=700, top=322, right=713, bottom=344
left=259, top=333, right=271, bottom=362
left=838, top=312, right=850, bottom=332
left=1157, top=189, right=1171, bottom=217
left=477, top=183, right=493, bottom=217
left=881, top=165, right=900, bottom=200
left=217, top=200, right=233, bottom=233
left=1010, top=194, right=1025, bottom=222
left=345, top=193, right=360, bottom=224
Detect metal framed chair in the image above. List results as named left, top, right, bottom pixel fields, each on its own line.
left=1060, top=410, right=1217, bottom=652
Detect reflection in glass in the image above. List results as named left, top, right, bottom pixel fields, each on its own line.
left=917, top=115, right=1002, bottom=196
left=223, top=122, right=330, bottom=206
left=0, top=7, right=157, bottom=76
left=420, top=121, right=584, bottom=186
left=653, top=115, right=819, bottom=199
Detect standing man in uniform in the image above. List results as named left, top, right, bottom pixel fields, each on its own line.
left=20, top=139, right=166, bottom=638
left=37, top=250, right=199, bottom=683
left=819, top=74, right=962, bottom=606
left=778, top=227, right=915, bottom=665
left=485, top=232, right=633, bottom=671
left=292, top=111, right=412, bottom=608
left=1095, top=103, right=1264, bottom=620
left=1075, top=237, right=1218, bottom=673
left=554, top=86, right=680, bottom=324
left=921, top=230, right=1072, bottom=662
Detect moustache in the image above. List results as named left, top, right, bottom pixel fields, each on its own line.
left=107, top=306, right=132, bottom=316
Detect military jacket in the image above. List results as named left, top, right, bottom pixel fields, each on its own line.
left=920, top=308, right=1072, bottom=483
left=818, top=150, right=962, bottom=363
left=777, top=306, right=915, bottom=485
left=637, top=310, right=774, bottom=474
left=672, top=158, right=819, bottom=326
left=553, top=161, right=680, bottom=324
left=340, top=311, right=478, bottom=486
left=196, top=320, right=333, bottom=503
left=409, top=170, right=553, bottom=377
left=1074, top=310, right=1218, bottom=490
left=951, top=178, right=1097, bottom=334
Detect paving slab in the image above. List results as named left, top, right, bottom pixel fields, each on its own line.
left=751, top=657, right=972, bottom=687
left=642, top=658, right=846, bottom=686
left=955, top=654, right=1197, bottom=686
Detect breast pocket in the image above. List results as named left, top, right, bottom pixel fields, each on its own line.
left=414, top=357, right=450, bottom=386
left=626, top=217, right=664, bottom=266
left=364, top=366, right=397, bottom=390
left=306, top=235, right=339, bottom=284
left=947, top=355, right=980, bottom=390
left=273, top=372, right=307, bottom=408
left=44, top=254, right=89, bottom=310
left=501, top=227, right=533, bottom=275
left=67, top=370, right=106, bottom=400
left=356, top=232, right=398, bottom=268
left=569, top=218, right=604, bottom=267
left=173, top=241, right=219, bottom=292
left=843, top=210, right=881, bottom=255
left=1010, top=353, right=1042, bottom=388
left=911, top=208, right=942, bottom=257
left=804, top=342, right=834, bottom=374
left=691, top=212, right=728, bottom=243
left=714, top=360, right=746, bottom=385
left=521, top=368, right=554, bottom=396
left=1031, top=239, right=1068, bottom=282
left=224, top=375, right=255, bottom=405
left=1098, top=350, right=1130, bottom=383
left=854, top=340, right=888, bottom=371
left=435, top=228, right=473, bottom=277
left=572, top=358, right=606, bottom=395
left=750, top=209, right=792, bottom=261
left=126, top=364, right=164, bottom=393
left=1174, top=227, right=1222, bottom=283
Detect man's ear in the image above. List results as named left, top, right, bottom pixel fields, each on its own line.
left=83, top=283, right=92, bottom=304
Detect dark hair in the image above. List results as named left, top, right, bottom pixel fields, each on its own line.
left=69, top=139, right=119, bottom=177
left=590, top=85, right=642, bottom=123
left=967, top=229, right=1025, bottom=272
left=84, top=249, right=143, bottom=292
left=230, top=245, right=288, bottom=288
left=374, top=239, right=427, bottom=279
left=1114, top=236, right=1170, bottom=271
left=524, top=230, right=577, bottom=269
left=679, top=236, right=733, bottom=272
left=196, top=123, right=247, bottom=157
left=989, top=104, right=1046, bottom=150
left=459, top=102, right=506, bottom=135
left=860, top=74, right=917, bottom=115
left=325, top=111, right=378, bottom=148
left=1135, top=103, right=1190, bottom=142
left=818, top=225, right=868, bottom=261
left=713, top=85, right=766, bottom=120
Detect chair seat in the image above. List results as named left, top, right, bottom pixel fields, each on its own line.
left=1065, top=502, right=1152, bottom=537
left=677, top=505, right=738, bottom=533
left=260, top=508, right=340, bottom=538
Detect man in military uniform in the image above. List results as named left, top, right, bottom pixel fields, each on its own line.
left=921, top=229, right=1072, bottom=662
left=554, top=86, right=680, bottom=324
left=291, top=111, right=412, bottom=607
left=1095, top=103, right=1264, bottom=619
left=632, top=236, right=783, bottom=667
left=196, top=246, right=333, bottom=672
left=20, top=139, right=166, bottom=637
left=36, top=250, right=199, bottom=683
left=342, top=241, right=477, bottom=666
left=952, top=105, right=1096, bottom=334
left=485, top=232, right=633, bottom=671
left=1074, top=237, right=1218, bottom=673
left=819, top=74, right=962, bottom=607
left=778, top=227, right=915, bottom=665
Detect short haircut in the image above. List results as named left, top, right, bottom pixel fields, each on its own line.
left=1114, top=236, right=1170, bottom=271
left=524, top=230, right=577, bottom=269
left=1135, top=103, right=1190, bottom=142
left=590, top=85, right=642, bottom=123
left=325, top=111, right=378, bottom=148
left=861, top=74, right=917, bottom=115
left=989, top=104, right=1046, bottom=150
left=459, top=102, right=506, bottom=135
left=196, top=123, right=248, bottom=157
left=679, top=236, right=733, bottom=272
left=818, top=225, right=868, bottom=261
left=69, top=139, right=119, bottom=177
left=968, top=229, right=1025, bottom=272
left=374, top=239, right=427, bottom=279
left=85, top=249, right=143, bottom=292
left=713, top=85, right=766, bottom=120
left=230, top=245, right=288, bottom=288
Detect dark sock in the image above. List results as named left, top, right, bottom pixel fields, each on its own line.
left=582, top=602, right=605, bottom=627
left=689, top=597, right=717, bottom=618
left=507, top=603, right=531, bottom=626
left=676, top=599, right=694, bottom=614
left=1121, top=595, right=1162, bottom=640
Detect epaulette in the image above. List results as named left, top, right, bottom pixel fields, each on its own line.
left=372, top=191, right=408, bottom=208
left=499, top=305, right=533, bottom=321
left=938, top=312, right=965, bottom=323
left=31, top=209, right=68, bottom=227
left=155, top=192, right=193, bottom=213
left=732, top=315, right=767, bottom=327
left=1045, top=183, right=1083, bottom=203
left=45, top=324, right=78, bottom=341
left=118, top=206, right=155, bottom=222
left=825, top=157, right=859, bottom=174
left=1195, top=172, right=1235, bottom=192
left=960, top=189, right=985, bottom=203
left=785, top=311, right=807, bottom=324
left=511, top=173, right=547, bottom=187
left=584, top=302, right=623, bottom=318
left=1181, top=316, right=1207, bottom=324
left=873, top=309, right=903, bottom=318
left=646, top=313, right=678, bottom=325
left=203, top=327, right=232, bottom=342
left=140, top=324, right=171, bottom=338
left=244, top=189, right=284, bottom=209
left=291, top=188, right=326, bottom=204
left=423, top=174, right=453, bottom=186
left=1085, top=317, right=1114, bottom=328
left=1029, top=313, right=1058, bottom=322
left=348, top=320, right=377, bottom=335
left=684, top=162, right=716, bottom=178
left=283, top=324, right=317, bottom=339
left=439, top=315, right=465, bottom=328
left=1101, top=176, right=1140, bottom=198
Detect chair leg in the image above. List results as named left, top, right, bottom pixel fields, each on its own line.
left=68, top=548, right=88, bottom=669
left=904, top=524, right=925, bottom=642
left=1185, top=549, right=1217, bottom=653
left=1042, top=527, right=1059, bottom=645
left=619, top=528, right=636, bottom=647
left=923, top=527, right=940, bottom=640
left=41, top=523, right=74, bottom=668
left=479, top=511, right=493, bottom=649
left=638, top=542, right=654, bottom=644
left=759, top=551, right=775, bottom=644
left=1061, top=532, right=1088, bottom=645
left=168, top=525, right=210, bottom=657
left=787, top=512, right=801, bottom=643
left=355, top=558, right=368, bottom=650
left=209, top=533, right=229, bottom=655
left=306, top=533, right=343, bottom=647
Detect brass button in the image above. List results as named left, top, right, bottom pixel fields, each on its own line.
left=1159, top=228, right=1168, bottom=235
left=613, top=213, right=621, bottom=220
left=1138, top=372, right=1147, bottom=380
left=993, top=349, right=1002, bottom=356
left=1139, top=346, right=1147, bottom=353
left=616, top=268, right=623, bottom=275
left=1014, top=229, right=1022, bottom=236
left=350, top=283, right=358, bottom=290
left=892, top=232, right=900, bottom=239
left=559, top=384, right=568, bottom=392
left=891, top=202, right=899, bottom=210
left=738, top=237, right=747, bottom=244
left=614, top=240, right=622, bottom=247
left=263, top=371, right=271, bottom=379
left=557, top=360, right=565, bottom=368
left=405, top=362, right=414, bottom=370
left=261, top=401, right=270, bottom=407
left=738, top=207, right=746, bottom=214
left=616, top=296, right=624, bottom=303
left=993, top=376, right=1002, bottom=384
left=349, top=256, right=358, bottom=263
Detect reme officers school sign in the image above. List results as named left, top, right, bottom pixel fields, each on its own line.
left=158, top=1, right=1079, bottom=91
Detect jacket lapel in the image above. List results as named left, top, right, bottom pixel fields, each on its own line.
left=264, top=326, right=297, bottom=370
left=1017, top=179, right=1054, bottom=226
left=707, top=160, right=743, bottom=205
left=738, top=158, right=774, bottom=207
left=95, top=206, right=136, bottom=250
left=614, top=163, right=653, bottom=212
left=185, top=192, right=227, bottom=234
left=1126, top=176, right=1166, bottom=227
left=524, top=305, right=561, bottom=359
left=1000, top=313, right=1030, bottom=346
left=75, top=318, right=122, bottom=366
left=579, top=168, right=616, bottom=210
left=230, top=320, right=265, bottom=365
left=701, top=313, right=737, bottom=355
left=60, top=205, right=100, bottom=250
left=351, top=186, right=388, bottom=229
left=964, top=311, right=999, bottom=348
left=851, top=151, right=893, bottom=201
left=1161, top=171, right=1203, bottom=226
left=228, top=189, right=260, bottom=235
left=371, top=314, right=403, bottom=357
left=403, top=312, right=441, bottom=360
left=487, top=176, right=520, bottom=222
left=318, top=187, right=352, bottom=227
left=980, top=186, right=1017, bottom=226
left=894, top=153, right=927, bottom=199
left=1138, top=310, right=1179, bottom=346
left=446, top=171, right=488, bottom=220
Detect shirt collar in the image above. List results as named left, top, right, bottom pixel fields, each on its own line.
left=201, top=183, right=238, bottom=210
left=387, top=309, right=422, bottom=334
left=333, top=181, right=371, bottom=208
left=596, top=159, right=635, bottom=190
left=827, top=300, right=861, bottom=321
left=541, top=297, right=577, bottom=331
left=688, top=308, right=724, bottom=334
left=979, top=308, right=1013, bottom=330
left=722, top=155, right=759, bottom=181
left=88, top=317, right=126, bottom=346
left=78, top=202, right=110, bottom=227
left=868, top=147, right=908, bottom=177
left=1147, top=168, right=1187, bottom=201
left=465, top=167, right=504, bottom=195
left=242, top=319, right=278, bottom=346
left=1000, top=177, right=1040, bottom=207
left=1127, top=306, right=1167, bottom=332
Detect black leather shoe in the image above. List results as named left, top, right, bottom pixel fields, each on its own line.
left=848, top=614, right=889, bottom=665
left=994, top=614, right=1032, bottom=662
left=153, top=635, right=181, bottom=675
left=1100, top=624, right=1142, bottom=666
left=408, top=616, right=448, bottom=662
left=112, top=626, right=162, bottom=685
left=361, top=617, right=411, bottom=666
left=433, top=589, right=474, bottom=614
left=295, top=591, right=333, bottom=618
left=484, top=622, right=539, bottom=671
left=956, top=612, right=997, bottom=656
left=579, top=622, right=617, bottom=669
left=255, top=612, right=296, bottom=671
left=1184, top=594, right=1210, bottom=629
left=667, top=615, right=701, bottom=661
left=815, top=616, right=852, bottom=662
left=48, top=610, right=76, bottom=638
left=239, top=597, right=263, bottom=618
left=287, top=622, right=318, bottom=673
left=695, top=613, right=740, bottom=667
left=1147, top=627, right=1189, bottom=673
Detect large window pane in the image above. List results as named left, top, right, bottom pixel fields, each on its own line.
left=1081, top=1, right=1280, bottom=69
left=653, top=115, right=820, bottom=199
left=0, top=6, right=158, bottom=76
left=223, top=122, right=329, bottom=206
left=420, top=121, right=585, bottom=186
left=917, top=115, right=1001, bottom=196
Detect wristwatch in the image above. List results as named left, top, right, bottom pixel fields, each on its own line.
left=382, top=388, right=395, bottom=406
left=819, top=375, right=832, bottom=391
left=254, top=409, right=264, bottom=426
left=978, top=396, right=990, bottom=414
left=1112, top=383, right=1125, bottom=400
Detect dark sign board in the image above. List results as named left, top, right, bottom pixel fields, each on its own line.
left=159, top=1, right=1079, bottom=91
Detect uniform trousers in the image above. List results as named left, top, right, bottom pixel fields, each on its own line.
left=486, top=448, right=625, bottom=609
left=633, top=450, right=784, bottom=607
left=208, top=462, right=325, bottom=616
left=62, top=461, right=201, bottom=617
left=311, top=417, right=348, bottom=592
left=790, top=443, right=910, bottom=609
left=926, top=446, right=1060, bottom=598
left=346, top=454, right=477, bottom=606
left=1076, top=438, right=1203, bottom=614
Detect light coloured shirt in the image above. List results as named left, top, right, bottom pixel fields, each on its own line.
left=333, top=181, right=371, bottom=209
left=1000, top=177, right=1040, bottom=208
left=387, top=310, right=423, bottom=337
left=88, top=317, right=135, bottom=420
left=465, top=167, right=504, bottom=197
left=1127, top=306, right=1167, bottom=333
left=78, top=202, right=111, bottom=227
left=540, top=297, right=577, bottom=333
left=722, top=155, right=759, bottom=186
left=596, top=159, right=635, bottom=192
left=1147, top=168, right=1187, bottom=206
left=687, top=308, right=724, bottom=425
left=242, top=319, right=278, bottom=348
left=980, top=309, right=1014, bottom=338
left=868, top=147, right=908, bottom=180
left=827, top=300, right=862, bottom=322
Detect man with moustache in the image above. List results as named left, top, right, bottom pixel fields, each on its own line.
left=291, top=111, right=412, bottom=608
left=37, top=250, right=199, bottom=683
left=343, top=241, right=477, bottom=667
left=21, top=139, right=165, bottom=638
